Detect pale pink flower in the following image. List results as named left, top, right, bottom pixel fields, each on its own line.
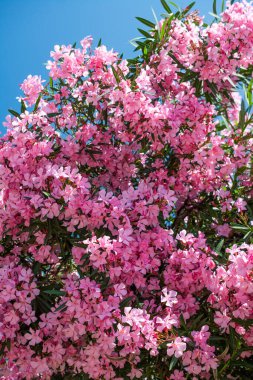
left=167, top=337, right=187, bottom=358
left=161, top=288, right=178, bottom=307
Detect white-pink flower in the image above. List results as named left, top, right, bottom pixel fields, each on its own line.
left=161, top=288, right=178, bottom=307
left=167, top=337, right=187, bottom=358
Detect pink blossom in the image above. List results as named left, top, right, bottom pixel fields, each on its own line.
left=167, top=337, right=187, bottom=358
left=214, top=310, right=231, bottom=331
left=24, top=329, right=42, bottom=346
left=161, top=288, right=178, bottom=307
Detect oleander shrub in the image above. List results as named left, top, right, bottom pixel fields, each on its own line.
left=0, top=1, right=253, bottom=379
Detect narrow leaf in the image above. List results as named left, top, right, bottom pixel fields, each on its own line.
left=209, top=12, right=220, bottom=19
left=47, top=112, right=61, bottom=118
left=232, top=361, right=253, bottom=370
left=32, top=262, right=41, bottom=275
left=215, top=239, right=224, bottom=254
left=8, top=109, right=20, bottom=118
left=226, top=76, right=236, bottom=88
left=160, top=0, right=172, bottom=14
left=33, top=94, right=41, bottom=112
left=55, top=301, right=67, bottom=312
left=167, top=52, right=184, bottom=69
left=167, top=1, right=181, bottom=12
left=238, top=99, right=246, bottom=129
left=169, top=356, right=178, bottom=371
left=137, top=28, right=152, bottom=38
left=21, top=100, right=26, bottom=113
left=151, top=7, right=160, bottom=35
left=231, top=223, right=250, bottom=232
left=247, top=79, right=253, bottom=105
left=136, top=17, right=155, bottom=29
left=120, top=297, right=133, bottom=308
left=43, top=289, right=66, bottom=296
left=111, top=66, right=120, bottom=84
left=221, top=0, right=225, bottom=12
left=213, top=0, right=217, bottom=15
left=182, top=2, right=195, bottom=16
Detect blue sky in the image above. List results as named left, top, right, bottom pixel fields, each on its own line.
left=0, top=0, right=222, bottom=134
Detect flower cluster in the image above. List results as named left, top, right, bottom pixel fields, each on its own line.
left=0, top=1, right=253, bottom=379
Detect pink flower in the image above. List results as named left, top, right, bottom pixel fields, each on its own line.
left=214, top=310, right=231, bottom=331
left=169, top=370, right=186, bottom=380
left=167, top=337, right=187, bottom=358
left=118, top=227, right=134, bottom=245
left=216, top=223, right=231, bottom=237
left=30, top=358, right=49, bottom=374
left=24, top=329, right=42, bottom=346
left=161, top=288, right=178, bottom=307
left=4, top=310, right=19, bottom=325
left=114, top=283, right=127, bottom=299
left=20, top=75, right=45, bottom=106
left=116, top=324, right=131, bottom=344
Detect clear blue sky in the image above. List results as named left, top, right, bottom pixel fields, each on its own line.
left=0, top=0, right=222, bottom=134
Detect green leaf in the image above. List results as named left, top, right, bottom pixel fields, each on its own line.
left=231, top=223, right=250, bottom=232
left=55, top=301, right=67, bottom=312
left=246, top=79, right=253, bottom=105
left=232, top=318, right=253, bottom=328
left=167, top=52, right=184, bottom=69
left=226, top=76, right=236, bottom=88
left=182, top=2, right=195, bottom=17
left=195, top=78, right=202, bottom=96
left=136, top=17, right=155, bottom=29
left=229, top=326, right=237, bottom=350
left=32, top=262, right=41, bottom=275
left=169, top=356, right=178, bottom=371
left=232, top=360, right=253, bottom=370
left=179, top=314, right=187, bottom=329
left=49, top=77, right=53, bottom=89
left=137, top=28, right=152, bottom=39
left=43, top=289, right=66, bottom=296
left=42, top=191, right=50, bottom=198
left=37, top=296, right=52, bottom=312
left=238, top=99, right=246, bottom=129
left=116, top=65, right=126, bottom=81
left=33, top=94, right=41, bottom=112
left=47, top=112, right=61, bottom=118
left=167, top=1, right=181, bottom=12
left=213, top=0, right=217, bottom=15
left=6, top=339, right=11, bottom=352
left=209, top=335, right=227, bottom=342
left=209, top=12, right=220, bottom=19
left=215, top=238, right=224, bottom=254
left=21, top=100, right=26, bottom=113
left=8, top=109, right=20, bottom=118
left=206, top=81, right=218, bottom=97
left=221, top=0, right=225, bottom=12
left=97, top=38, right=102, bottom=47
left=160, top=0, right=172, bottom=14
left=243, top=230, right=252, bottom=242
left=188, top=313, right=206, bottom=329
left=120, top=297, right=133, bottom=309
left=143, top=45, right=148, bottom=57
left=111, top=66, right=120, bottom=84
left=151, top=7, right=160, bottom=35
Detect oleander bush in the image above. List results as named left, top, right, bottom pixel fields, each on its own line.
left=0, top=0, right=253, bottom=379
